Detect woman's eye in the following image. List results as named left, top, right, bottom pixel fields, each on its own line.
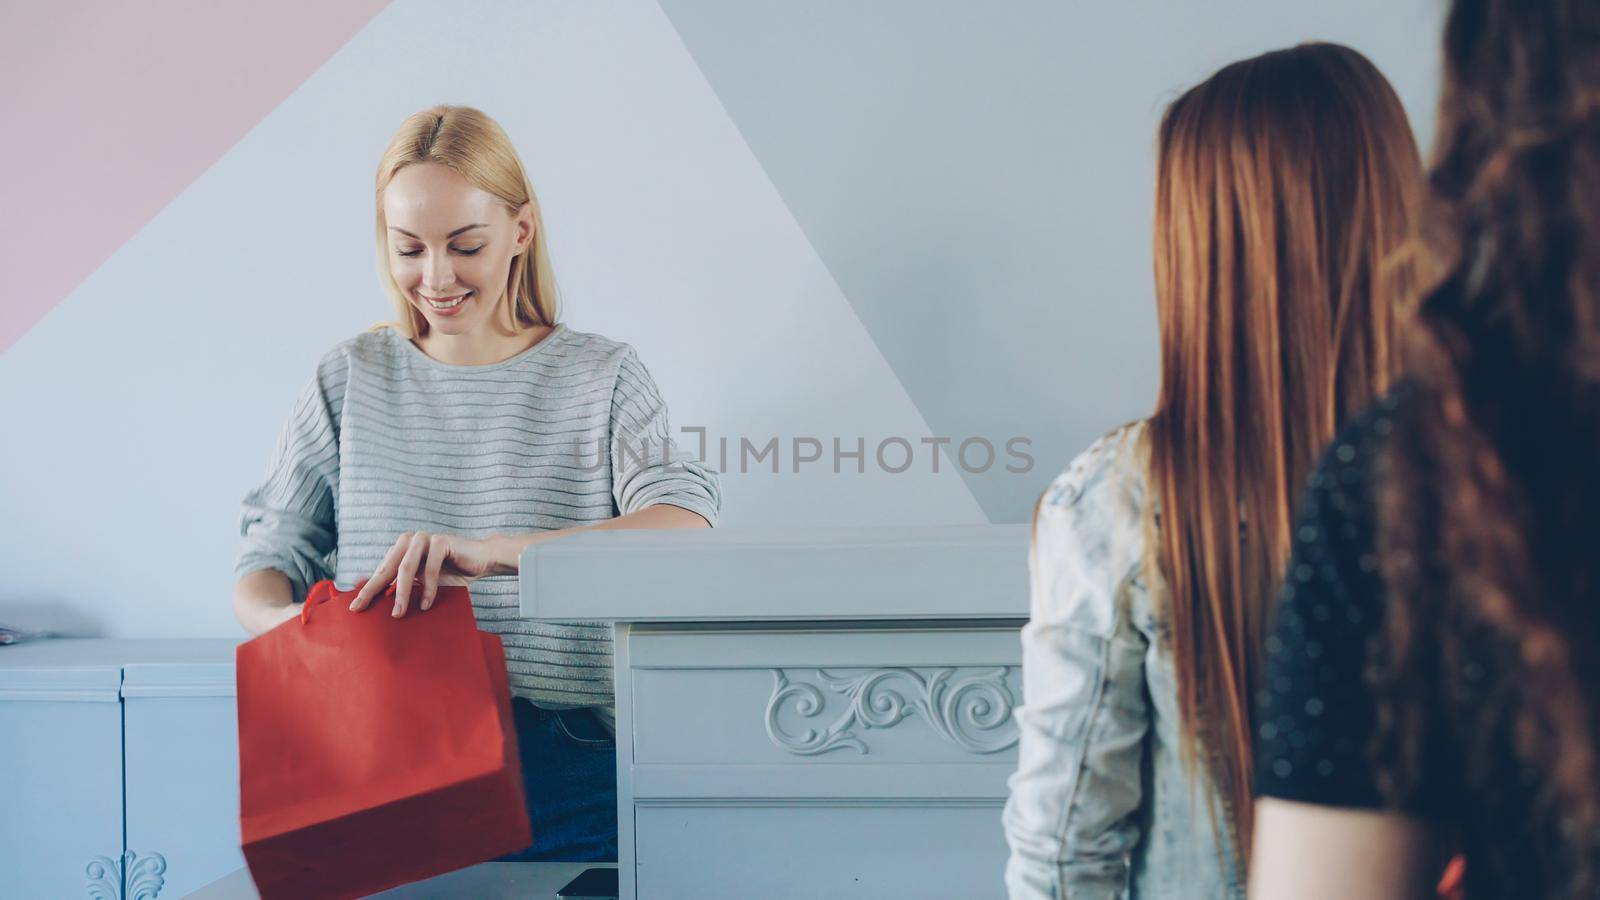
left=394, top=247, right=481, bottom=257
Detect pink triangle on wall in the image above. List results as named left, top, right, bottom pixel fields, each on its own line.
left=0, top=0, right=393, bottom=353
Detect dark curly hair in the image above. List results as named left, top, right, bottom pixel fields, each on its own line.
left=1373, top=0, right=1600, bottom=895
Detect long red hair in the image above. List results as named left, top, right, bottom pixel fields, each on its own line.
left=1145, top=42, right=1421, bottom=860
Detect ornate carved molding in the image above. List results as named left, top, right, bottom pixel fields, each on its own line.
left=766, top=667, right=1018, bottom=756
left=86, top=850, right=167, bottom=900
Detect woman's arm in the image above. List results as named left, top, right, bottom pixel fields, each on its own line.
left=352, top=346, right=719, bottom=615
left=233, top=361, right=343, bottom=632
left=233, top=568, right=304, bottom=636
left=485, top=502, right=710, bottom=576
left=606, top=347, right=721, bottom=527
left=1250, top=798, right=1438, bottom=900
left=479, top=345, right=721, bottom=576
left=1004, top=435, right=1151, bottom=900
left=348, top=504, right=712, bottom=616
left=1251, top=401, right=1452, bottom=899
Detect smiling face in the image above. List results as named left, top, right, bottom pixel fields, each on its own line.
left=382, top=162, right=533, bottom=338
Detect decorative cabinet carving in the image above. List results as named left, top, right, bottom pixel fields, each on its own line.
left=85, top=850, right=167, bottom=900
left=766, top=667, right=1020, bottom=756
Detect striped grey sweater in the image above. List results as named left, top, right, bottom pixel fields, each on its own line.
left=233, top=322, right=721, bottom=711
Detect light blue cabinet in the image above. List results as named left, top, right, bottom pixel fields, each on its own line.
left=0, top=640, right=241, bottom=900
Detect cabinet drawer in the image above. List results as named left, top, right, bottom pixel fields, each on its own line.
left=626, top=627, right=1021, bottom=794
left=635, top=804, right=1008, bottom=900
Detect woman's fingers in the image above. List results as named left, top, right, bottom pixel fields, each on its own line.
left=350, top=535, right=411, bottom=611
left=421, top=534, right=450, bottom=611
left=391, top=532, right=429, bottom=618
left=350, top=531, right=466, bottom=616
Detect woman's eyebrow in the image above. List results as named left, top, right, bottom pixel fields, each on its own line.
left=387, top=223, right=489, bottom=239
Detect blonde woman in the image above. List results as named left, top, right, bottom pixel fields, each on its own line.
left=231, top=105, right=720, bottom=861
left=1003, top=44, right=1421, bottom=897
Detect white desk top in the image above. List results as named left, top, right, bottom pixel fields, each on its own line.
left=520, top=524, right=1029, bottom=623
left=0, top=637, right=241, bottom=700
left=0, top=637, right=238, bottom=667
left=185, top=862, right=614, bottom=899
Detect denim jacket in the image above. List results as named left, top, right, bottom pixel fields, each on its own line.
left=1002, top=422, right=1245, bottom=899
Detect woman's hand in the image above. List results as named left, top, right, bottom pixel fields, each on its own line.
left=349, top=531, right=500, bottom=617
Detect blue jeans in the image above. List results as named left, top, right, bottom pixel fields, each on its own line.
left=494, top=699, right=619, bottom=862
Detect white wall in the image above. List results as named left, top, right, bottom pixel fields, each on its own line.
left=0, top=0, right=1444, bottom=638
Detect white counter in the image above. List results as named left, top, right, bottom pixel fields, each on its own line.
left=520, top=525, right=1030, bottom=900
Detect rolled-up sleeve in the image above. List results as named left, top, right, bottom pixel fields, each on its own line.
left=233, top=365, right=341, bottom=605
left=608, top=347, right=721, bottom=527
left=1003, top=455, right=1150, bottom=899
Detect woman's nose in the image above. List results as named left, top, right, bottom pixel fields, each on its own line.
left=422, top=253, right=454, bottom=291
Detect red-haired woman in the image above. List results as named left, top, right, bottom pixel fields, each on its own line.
left=1004, top=43, right=1422, bottom=898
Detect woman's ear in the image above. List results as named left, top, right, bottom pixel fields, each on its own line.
left=515, top=202, right=535, bottom=252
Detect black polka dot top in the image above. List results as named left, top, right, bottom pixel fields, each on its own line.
left=1253, top=388, right=1406, bottom=809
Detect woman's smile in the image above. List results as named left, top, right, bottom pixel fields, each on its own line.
left=421, top=291, right=473, bottom=316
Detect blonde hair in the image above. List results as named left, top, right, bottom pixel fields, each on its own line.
left=371, top=105, right=558, bottom=337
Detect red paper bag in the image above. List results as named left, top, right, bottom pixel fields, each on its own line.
left=237, top=579, right=531, bottom=899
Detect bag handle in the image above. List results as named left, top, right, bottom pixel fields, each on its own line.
left=299, top=579, right=398, bottom=625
